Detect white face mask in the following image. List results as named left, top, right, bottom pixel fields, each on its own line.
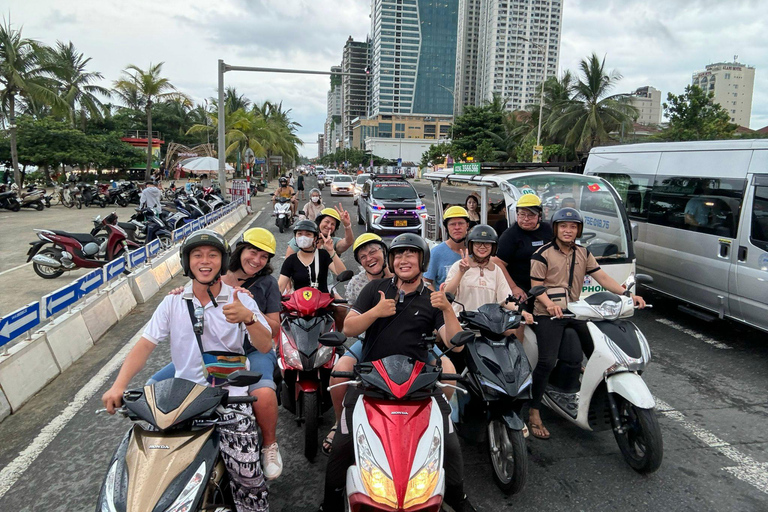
left=296, top=236, right=315, bottom=249
left=311, top=196, right=320, bottom=203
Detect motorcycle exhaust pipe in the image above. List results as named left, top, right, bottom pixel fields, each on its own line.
left=32, top=254, right=62, bottom=268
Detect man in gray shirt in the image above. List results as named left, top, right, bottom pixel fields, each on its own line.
left=139, top=181, right=163, bottom=213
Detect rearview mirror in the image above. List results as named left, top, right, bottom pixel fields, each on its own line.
left=336, top=270, right=354, bottom=283
left=528, top=286, right=547, bottom=297
left=227, top=370, right=263, bottom=387
left=450, top=330, right=474, bottom=347
left=635, top=274, right=653, bottom=285
left=418, top=193, right=425, bottom=198
left=319, top=331, right=347, bottom=347
left=298, top=210, right=305, bottom=216
left=445, top=292, right=455, bottom=304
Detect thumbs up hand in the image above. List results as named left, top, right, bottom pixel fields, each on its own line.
left=372, top=290, right=397, bottom=318
left=223, top=290, right=252, bottom=324
left=430, top=283, right=452, bottom=313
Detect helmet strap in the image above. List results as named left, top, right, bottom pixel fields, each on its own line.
left=448, top=235, right=466, bottom=244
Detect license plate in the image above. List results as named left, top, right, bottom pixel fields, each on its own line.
left=394, top=220, right=407, bottom=227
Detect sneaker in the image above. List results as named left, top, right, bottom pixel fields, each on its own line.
left=261, top=442, right=283, bottom=480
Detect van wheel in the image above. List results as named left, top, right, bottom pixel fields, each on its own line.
left=357, top=207, right=364, bottom=225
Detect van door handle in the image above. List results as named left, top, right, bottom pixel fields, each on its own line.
left=718, top=241, right=730, bottom=258
left=738, top=246, right=748, bottom=262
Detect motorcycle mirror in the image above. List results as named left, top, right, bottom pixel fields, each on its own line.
left=336, top=270, right=354, bottom=283
left=445, top=292, right=455, bottom=303
left=226, top=370, right=263, bottom=387
left=298, top=210, right=306, bottom=216
left=319, top=331, right=347, bottom=347
left=528, top=286, right=547, bottom=297
left=450, top=330, right=474, bottom=347
left=269, top=193, right=275, bottom=197
left=635, top=274, right=653, bottom=285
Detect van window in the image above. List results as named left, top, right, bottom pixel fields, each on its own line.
left=595, top=173, right=652, bottom=219
left=648, top=177, right=745, bottom=238
left=751, top=185, right=768, bottom=251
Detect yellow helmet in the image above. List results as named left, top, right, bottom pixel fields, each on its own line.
left=241, top=227, right=277, bottom=255
left=443, top=205, right=470, bottom=227
left=353, top=233, right=387, bottom=263
left=315, top=207, right=342, bottom=232
left=516, top=193, right=542, bottom=212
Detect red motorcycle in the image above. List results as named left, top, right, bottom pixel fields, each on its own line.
left=277, top=271, right=352, bottom=460
left=27, top=212, right=140, bottom=279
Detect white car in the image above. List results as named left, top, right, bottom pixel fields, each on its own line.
left=330, top=174, right=354, bottom=196
left=324, top=169, right=340, bottom=186
left=353, top=173, right=371, bottom=205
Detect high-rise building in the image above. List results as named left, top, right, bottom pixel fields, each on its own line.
left=317, top=134, right=325, bottom=159
left=455, top=0, right=562, bottom=113
left=629, top=86, right=662, bottom=126
left=692, top=59, right=755, bottom=127
left=369, top=0, right=459, bottom=117
left=324, top=65, right=343, bottom=155
left=342, top=37, right=370, bottom=148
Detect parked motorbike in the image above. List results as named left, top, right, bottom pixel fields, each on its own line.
left=11, top=183, right=45, bottom=211
left=78, top=182, right=107, bottom=208
left=277, top=271, right=353, bottom=460
left=453, top=297, right=532, bottom=495
left=320, top=329, right=471, bottom=511
left=0, top=187, right=21, bottom=211
left=270, top=194, right=295, bottom=233
left=202, top=186, right=227, bottom=210
left=100, top=182, right=129, bottom=207
left=27, top=214, right=140, bottom=279
left=523, top=276, right=663, bottom=473
left=91, top=209, right=172, bottom=250
left=95, top=371, right=263, bottom=512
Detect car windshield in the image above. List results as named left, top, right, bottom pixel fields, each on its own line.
left=373, top=182, right=417, bottom=200
left=506, top=174, right=630, bottom=262
left=357, top=175, right=370, bottom=184
left=334, top=176, right=353, bottom=183
left=326, top=170, right=338, bottom=175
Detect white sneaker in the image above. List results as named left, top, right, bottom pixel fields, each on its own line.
left=261, top=442, right=283, bottom=480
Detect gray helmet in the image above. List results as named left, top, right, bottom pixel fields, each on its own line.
left=551, top=207, right=584, bottom=238
left=388, top=233, right=430, bottom=273
left=467, top=224, right=498, bottom=258
left=293, top=219, right=319, bottom=236
left=180, top=229, right=230, bottom=279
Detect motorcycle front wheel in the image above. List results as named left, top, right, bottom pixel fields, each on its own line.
left=34, top=201, right=45, bottom=211
left=32, top=248, right=65, bottom=279
left=612, top=395, right=663, bottom=473
left=488, top=420, right=527, bottom=495
left=277, top=217, right=286, bottom=233
left=303, top=392, right=319, bottom=461
left=75, top=198, right=82, bottom=209
left=10, top=201, right=21, bottom=212
left=117, top=197, right=128, bottom=208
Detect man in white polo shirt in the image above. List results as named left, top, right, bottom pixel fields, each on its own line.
left=102, top=229, right=272, bottom=512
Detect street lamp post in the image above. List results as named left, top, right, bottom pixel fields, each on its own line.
left=514, top=36, right=548, bottom=162
left=436, top=84, right=456, bottom=141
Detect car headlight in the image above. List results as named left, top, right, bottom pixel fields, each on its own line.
left=165, top=461, right=207, bottom=512
left=280, top=332, right=303, bottom=369
left=594, top=300, right=622, bottom=320
left=403, top=428, right=441, bottom=508
left=357, top=426, right=397, bottom=508
left=99, top=461, right=119, bottom=512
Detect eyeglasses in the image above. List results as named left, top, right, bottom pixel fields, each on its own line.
left=193, top=306, right=205, bottom=335
left=358, top=246, right=382, bottom=261
left=516, top=211, right=538, bottom=219
left=473, top=242, right=493, bottom=248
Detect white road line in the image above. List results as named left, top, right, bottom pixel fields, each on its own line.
left=655, top=398, right=768, bottom=494
left=0, top=324, right=146, bottom=499
left=655, top=318, right=732, bottom=350
left=0, top=262, right=31, bottom=277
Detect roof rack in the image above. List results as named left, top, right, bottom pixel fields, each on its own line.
left=371, top=173, right=406, bottom=180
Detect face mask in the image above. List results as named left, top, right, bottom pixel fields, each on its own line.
left=311, top=196, right=320, bottom=203
left=296, top=236, right=315, bottom=249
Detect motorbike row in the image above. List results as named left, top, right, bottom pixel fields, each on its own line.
left=96, top=270, right=663, bottom=511
left=26, top=185, right=229, bottom=279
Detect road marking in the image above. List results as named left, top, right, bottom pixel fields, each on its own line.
left=655, top=398, right=768, bottom=494
left=0, top=262, right=31, bottom=277
left=0, top=324, right=146, bottom=499
left=655, top=318, right=732, bottom=350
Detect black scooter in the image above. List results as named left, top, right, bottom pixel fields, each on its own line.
left=451, top=297, right=532, bottom=495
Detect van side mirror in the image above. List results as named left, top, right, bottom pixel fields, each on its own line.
left=631, top=222, right=639, bottom=242
left=450, top=330, right=475, bottom=347
left=635, top=274, right=653, bottom=285
left=319, top=331, right=347, bottom=347
left=418, top=193, right=425, bottom=198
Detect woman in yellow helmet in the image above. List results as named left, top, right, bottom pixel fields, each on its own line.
left=284, top=204, right=355, bottom=260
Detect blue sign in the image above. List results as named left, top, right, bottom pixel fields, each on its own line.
left=172, top=227, right=184, bottom=242
left=397, top=158, right=402, bottom=167
left=43, top=282, right=81, bottom=318
left=192, top=219, right=201, bottom=231
left=146, top=239, right=161, bottom=257
left=254, top=158, right=266, bottom=164
left=183, top=223, right=192, bottom=237
left=77, top=269, right=104, bottom=296
left=0, top=302, right=41, bottom=347
left=105, top=257, right=126, bottom=281
left=128, top=247, right=147, bottom=268
left=205, top=213, right=213, bottom=225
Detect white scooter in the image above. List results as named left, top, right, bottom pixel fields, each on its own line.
left=271, top=193, right=295, bottom=233
left=523, top=275, right=663, bottom=473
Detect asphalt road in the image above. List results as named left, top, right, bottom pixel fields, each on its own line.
left=0, top=174, right=766, bottom=511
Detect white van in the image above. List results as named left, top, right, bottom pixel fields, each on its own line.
left=584, top=140, right=768, bottom=333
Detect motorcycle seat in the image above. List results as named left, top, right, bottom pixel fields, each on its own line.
left=0, top=191, right=15, bottom=199
left=118, top=222, right=137, bottom=232
left=49, top=230, right=99, bottom=245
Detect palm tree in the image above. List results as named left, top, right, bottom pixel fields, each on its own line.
left=114, top=62, right=178, bottom=180
left=224, top=86, right=250, bottom=113
left=43, top=41, right=111, bottom=130
left=0, top=19, right=61, bottom=184
left=546, top=54, right=638, bottom=154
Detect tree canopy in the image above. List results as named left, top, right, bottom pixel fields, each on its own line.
left=657, top=85, right=737, bottom=141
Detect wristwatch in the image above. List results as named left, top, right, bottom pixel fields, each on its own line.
left=244, top=313, right=258, bottom=326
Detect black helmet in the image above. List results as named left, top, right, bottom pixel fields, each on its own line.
left=467, top=224, right=498, bottom=257
left=293, top=219, right=319, bottom=236
left=551, top=207, right=584, bottom=238
left=180, top=229, right=230, bottom=280
left=279, top=177, right=288, bottom=187
left=388, top=233, right=430, bottom=273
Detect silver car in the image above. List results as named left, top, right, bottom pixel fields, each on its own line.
left=330, top=175, right=354, bottom=196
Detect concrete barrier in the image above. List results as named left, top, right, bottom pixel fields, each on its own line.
left=128, top=265, right=161, bottom=304
left=165, top=252, right=182, bottom=277
left=0, top=332, right=60, bottom=411
left=43, top=312, right=94, bottom=371
left=78, top=292, right=118, bottom=343
left=0, top=387, right=11, bottom=423
left=150, top=261, right=172, bottom=287
left=107, top=279, right=137, bottom=320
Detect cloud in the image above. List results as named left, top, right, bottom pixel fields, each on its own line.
left=42, top=9, right=77, bottom=25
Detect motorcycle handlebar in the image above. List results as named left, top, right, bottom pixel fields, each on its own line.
left=227, top=396, right=258, bottom=404
left=330, top=371, right=354, bottom=379
left=440, top=373, right=463, bottom=381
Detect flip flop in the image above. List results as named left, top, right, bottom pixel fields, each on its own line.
left=322, top=425, right=337, bottom=455
left=529, top=422, right=550, bottom=440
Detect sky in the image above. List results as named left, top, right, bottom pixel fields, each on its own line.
left=6, top=0, right=768, bottom=158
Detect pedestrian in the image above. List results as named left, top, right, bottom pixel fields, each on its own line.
left=302, top=188, right=324, bottom=221
left=296, top=172, right=305, bottom=200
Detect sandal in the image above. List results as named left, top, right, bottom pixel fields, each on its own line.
left=322, top=425, right=337, bottom=455
left=529, top=422, right=550, bottom=440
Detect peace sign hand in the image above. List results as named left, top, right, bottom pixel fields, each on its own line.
left=321, top=231, right=335, bottom=253
left=459, top=249, right=471, bottom=273
left=334, top=203, right=351, bottom=228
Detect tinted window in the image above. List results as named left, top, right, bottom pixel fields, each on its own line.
left=372, top=182, right=417, bottom=200
left=648, top=177, right=745, bottom=237
left=596, top=173, right=652, bottom=219
left=751, top=185, right=768, bottom=251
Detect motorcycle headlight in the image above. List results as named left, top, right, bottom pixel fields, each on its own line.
left=165, top=461, right=207, bottom=512
left=99, top=461, right=119, bottom=512
left=315, top=344, right=334, bottom=367
left=594, top=300, right=622, bottom=320
left=357, top=426, right=397, bottom=509
left=603, top=329, right=649, bottom=376
left=280, top=331, right=303, bottom=369
left=403, top=428, right=441, bottom=509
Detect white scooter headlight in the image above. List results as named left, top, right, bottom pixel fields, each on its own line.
left=99, top=461, right=119, bottom=512
left=594, top=300, right=622, bottom=320
left=165, top=461, right=207, bottom=512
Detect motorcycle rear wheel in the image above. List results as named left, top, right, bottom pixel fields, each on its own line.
left=612, top=396, right=663, bottom=473
left=488, top=420, right=527, bottom=495
left=34, top=201, right=45, bottom=211
left=303, top=392, right=319, bottom=461
left=10, top=202, right=21, bottom=212
left=32, top=248, right=65, bottom=279
left=117, top=197, right=128, bottom=208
